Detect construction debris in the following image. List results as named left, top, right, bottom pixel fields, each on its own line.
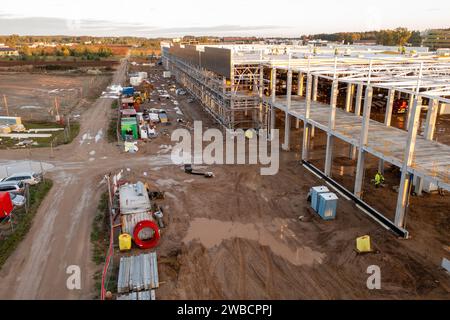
left=184, top=164, right=214, bottom=178
left=442, top=258, right=450, bottom=273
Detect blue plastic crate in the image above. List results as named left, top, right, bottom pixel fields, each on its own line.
left=122, top=87, right=135, bottom=96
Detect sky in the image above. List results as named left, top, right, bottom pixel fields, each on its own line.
left=0, top=0, right=449, bottom=38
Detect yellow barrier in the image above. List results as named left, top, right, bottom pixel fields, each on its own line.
left=356, top=235, right=371, bottom=253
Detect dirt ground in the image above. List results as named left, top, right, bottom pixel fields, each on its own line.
left=0, top=71, right=113, bottom=121
left=112, top=64, right=450, bottom=299
left=0, top=59, right=118, bottom=69
left=0, top=58, right=448, bottom=300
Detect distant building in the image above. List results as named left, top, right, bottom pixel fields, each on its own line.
left=437, top=48, right=450, bottom=56
left=354, top=40, right=377, bottom=46
left=0, top=47, right=19, bottom=56
left=307, top=39, right=328, bottom=47
left=423, top=29, right=450, bottom=49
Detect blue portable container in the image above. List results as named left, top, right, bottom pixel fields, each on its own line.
left=317, top=192, right=338, bottom=220
left=310, top=186, right=329, bottom=212
left=122, top=87, right=135, bottom=96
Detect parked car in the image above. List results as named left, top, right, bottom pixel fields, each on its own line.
left=9, top=193, right=26, bottom=207
left=0, top=181, right=26, bottom=195
left=1, top=172, right=41, bottom=185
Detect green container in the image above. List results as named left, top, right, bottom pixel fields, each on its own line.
left=121, top=117, right=138, bottom=139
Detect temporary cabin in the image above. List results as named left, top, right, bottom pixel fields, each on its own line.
left=121, top=117, right=139, bottom=139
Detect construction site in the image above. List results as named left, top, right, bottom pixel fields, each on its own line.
left=0, top=42, right=449, bottom=301
left=161, top=43, right=450, bottom=238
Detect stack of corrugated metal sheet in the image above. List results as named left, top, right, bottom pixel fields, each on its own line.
left=121, top=212, right=154, bottom=238
left=117, top=290, right=156, bottom=300
left=117, top=253, right=159, bottom=295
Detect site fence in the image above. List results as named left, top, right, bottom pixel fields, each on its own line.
left=100, top=174, right=115, bottom=300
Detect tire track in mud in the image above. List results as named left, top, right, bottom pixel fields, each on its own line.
left=236, top=238, right=247, bottom=299
left=263, top=246, right=275, bottom=299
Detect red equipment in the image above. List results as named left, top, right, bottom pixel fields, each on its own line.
left=133, top=220, right=160, bottom=249
left=0, top=192, right=13, bottom=218
left=393, top=99, right=409, bottom=114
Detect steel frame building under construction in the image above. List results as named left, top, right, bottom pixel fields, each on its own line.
left=161, top=43, right=450, bottom=238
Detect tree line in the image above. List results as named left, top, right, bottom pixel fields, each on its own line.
left=18, top=45, right=113, bottom=60
left=0, top=35, right=165, bottom=48
left=303, top=28, right=422, bottom=46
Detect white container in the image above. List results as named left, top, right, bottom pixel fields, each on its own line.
left=310, top=186, right=329, bottom=212
left=163, top=71, right=171, bottom=78
left=130, top=77, right=143, bottom=86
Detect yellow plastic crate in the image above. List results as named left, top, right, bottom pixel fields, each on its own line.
left=119, top=233, right=132, bottom=251
left=356, top=235, right=371, bottom=253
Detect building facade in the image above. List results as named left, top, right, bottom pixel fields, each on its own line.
left=423, top=29, right=450, bottom=49
left=0, top=47, right=19, bottom=56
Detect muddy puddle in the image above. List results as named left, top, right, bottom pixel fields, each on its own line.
left=183, top=217, right=325, bottom=266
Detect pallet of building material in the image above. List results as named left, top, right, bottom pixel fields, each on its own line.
left=117, top=256, right=132, bottom=293
left=130, top=253, right=145, bottom=291
left=117, top=291, right=138, bottom=300
left=117, top=290, right=155, bottom=300
left=121, top=212, right=153, bottom=238
left=117, top=253, right=160, bottom=293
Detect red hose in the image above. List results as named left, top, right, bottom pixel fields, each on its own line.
left=133, top=220, right=160, bottom=249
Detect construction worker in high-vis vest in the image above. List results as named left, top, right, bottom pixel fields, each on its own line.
left=374, top=171, right=385, bottom=188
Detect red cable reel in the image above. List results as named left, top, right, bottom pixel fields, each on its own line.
left=133, top=220, right=160, bottom=249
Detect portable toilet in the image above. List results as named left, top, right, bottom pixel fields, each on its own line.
left=310, top=186, right=329, bottom=212
left=121, top=117, right=138, bottom=139
left=122, top=87, right=135, bottom=96
left=317, top=192, right=338, bottom=220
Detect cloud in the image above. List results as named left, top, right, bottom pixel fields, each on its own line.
left=0, top=15, right=285, bottom=37
left=0, top=16, right=154, bottom=36
left=148, top=24, right=285, bottom=36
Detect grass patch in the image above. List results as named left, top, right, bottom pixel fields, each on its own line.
left=0, top=179, right=53, bottom=269
left=0, top=121, right=80, bottom=149
left=91, top=191, right=114, bottom=298
left=107, top=111, right=119, bottom=143
left=91, top=192, right=109, bottom=265
left=107, top=102, right=119, bottom=143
